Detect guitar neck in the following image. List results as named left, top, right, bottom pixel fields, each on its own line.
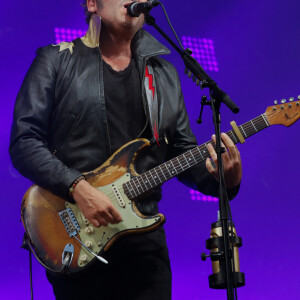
left=124, top=114, right=270, bottom=199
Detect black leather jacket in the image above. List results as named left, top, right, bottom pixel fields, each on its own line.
left=10, top=24, right=238, bottom=214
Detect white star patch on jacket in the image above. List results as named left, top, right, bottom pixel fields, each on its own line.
left=52, top=42, right=74, bottom=54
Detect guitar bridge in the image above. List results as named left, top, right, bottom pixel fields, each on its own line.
left=59, top=208, right=80, bottom=237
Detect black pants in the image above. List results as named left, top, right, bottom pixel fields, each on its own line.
left=46, top=228, right=172, bottom=300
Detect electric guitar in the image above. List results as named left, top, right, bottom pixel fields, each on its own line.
left=21, top=98, right=300, bottom=273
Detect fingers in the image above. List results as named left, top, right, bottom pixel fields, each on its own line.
left=109, top=207, right=123, bottom=223
left=220, top=133, right=239, bottom=160
left=93, top=202, right=122, bottom=227
left=89, top=206, right=121, bottom=228
left=73, top=181, right=123, bottom=228
left=206, top=133, right=242, bottom=188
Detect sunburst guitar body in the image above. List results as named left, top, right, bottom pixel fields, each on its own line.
left=21, top=139, right=165, bottom=274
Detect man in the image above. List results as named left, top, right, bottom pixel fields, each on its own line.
left=10, top=0, right=242, bottom=299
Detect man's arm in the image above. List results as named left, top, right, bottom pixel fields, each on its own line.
left=9, top=47, right=122, bottom=226
left=9, top=47, right=82, bottom=198
left=167, top=75, right=241, bottom=199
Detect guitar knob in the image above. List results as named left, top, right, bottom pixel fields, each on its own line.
left=84, top=241, right=93, bottom=248
left=289, top=97, right=294, bottom=102
left=281, top=99, right=286, bottom=103
left=79, top=255, right=88, bottom=263
left=274, top=100, right=278, bottom=105
left=85, top=226, right=94, bottom=234
left=297, top=95, right=300, bottom=100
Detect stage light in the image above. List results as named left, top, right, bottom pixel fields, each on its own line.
left=54, top=27, right=87, bottom=44
left=182, top=36, right=219, bottom=72
left=190, top=189, right=218, bottom=202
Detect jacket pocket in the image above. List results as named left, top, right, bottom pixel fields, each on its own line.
left=52, top=113, right=78, bottom=155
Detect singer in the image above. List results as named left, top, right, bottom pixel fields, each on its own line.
left=9, top=0, right=242, bottom=299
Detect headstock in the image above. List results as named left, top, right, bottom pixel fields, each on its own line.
left=265, top=96, right=300, bottom=127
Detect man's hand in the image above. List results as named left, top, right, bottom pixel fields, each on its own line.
left=206, top=133, right=242, bottom=188
left=72, top=180, right=123, bottom=227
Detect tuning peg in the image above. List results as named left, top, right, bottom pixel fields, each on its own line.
left=192, top=75, right=197, bottom=82
left=196, top=79, right=200, bottom=86
left=281, top=99, right=287, bottom=103
left=289, top=97, right=294, bottom=102
left=188, top=71, right=192, bottom=78
left=274, top=100, right=278, bottom=105
left=184, top=68, right=188, bottom=75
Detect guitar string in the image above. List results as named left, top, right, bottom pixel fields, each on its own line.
left=126, top=115, right=270, bottom=197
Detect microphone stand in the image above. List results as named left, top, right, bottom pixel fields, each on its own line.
left=144, top=13, right=240, bottom=300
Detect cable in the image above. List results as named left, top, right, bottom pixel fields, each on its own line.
left=155, top=1, right=185, bottom=51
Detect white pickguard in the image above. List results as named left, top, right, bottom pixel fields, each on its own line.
left=66, top=173, right=161, bottom=267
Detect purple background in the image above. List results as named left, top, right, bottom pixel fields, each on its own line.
left=1, top=0, right=300, bottom=299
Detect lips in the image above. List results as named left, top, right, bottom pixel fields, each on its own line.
left=123, top=1, right=135, bottom=8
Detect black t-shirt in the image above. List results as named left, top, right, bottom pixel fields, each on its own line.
left=103, top=58, right=146, bottom=154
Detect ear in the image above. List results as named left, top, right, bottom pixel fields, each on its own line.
left=87, top=0, right=98, bottom=13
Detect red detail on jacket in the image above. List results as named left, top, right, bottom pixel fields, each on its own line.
left=145, top=66, right=159, bottom=146
left=145, top=66, right=155, bottom=100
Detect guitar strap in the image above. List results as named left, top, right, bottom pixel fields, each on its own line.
left=144, top=64, right=160, bottom=146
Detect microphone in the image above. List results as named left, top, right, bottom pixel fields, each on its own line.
left=127, top=0, right=160, bottom=17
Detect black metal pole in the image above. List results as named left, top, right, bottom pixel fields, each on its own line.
left=210, top=94, right=235, bottom=299
left=145, top=12, right=238, bottom=299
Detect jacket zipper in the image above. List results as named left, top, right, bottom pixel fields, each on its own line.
left=52, top=114, right=78, bottom=155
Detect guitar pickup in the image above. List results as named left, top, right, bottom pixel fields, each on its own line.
left=112, top=184, right=126, bottom=208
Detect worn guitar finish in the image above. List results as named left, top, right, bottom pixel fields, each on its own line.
left=21, top=99, right=300, bottom=274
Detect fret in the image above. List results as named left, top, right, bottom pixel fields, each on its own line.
left=161, top=164, right=171, bottom=180
left=149, top=170, right=159, bottom=186
left=190, top=150, right=198, bottom=164
left=201, top=144, right=209, bottom=158
left=176, top=157, right=184, bottom=171
left=159, top=165, right=168, bottom=181
left=165, top=162, right=173, bottom=178
left=128, top=180, right=138, bottom=198
left=166, top=161, right=176, bottom=176
left=240, top=125, right=247, bottom=138
left=261, top=114, right=269, bottom=127
left=228, top=130, right=238, bottom=144
left=183, top=152, right=194, bottom=168
left=153, top=167, right=162, bottom=184
left=170, top=160, right=178, bottom=175
left=197, top=146, right=204, bottom=160
left=133, top=177, right=145, bottom=194
left=250, top=120, right=258, bottom=132
left=143, top=173, right=152, bottom=188
left=123, top=183, right=132, bottom=199
left=139, top=174, right=149, bottom=191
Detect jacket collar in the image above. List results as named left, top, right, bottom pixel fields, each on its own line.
left=81, top=14, right=170, bottom=58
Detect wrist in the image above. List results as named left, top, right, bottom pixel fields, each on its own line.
left=69, top=175, right=86, bottom=198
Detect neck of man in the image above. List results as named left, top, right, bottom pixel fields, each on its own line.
left=100, top=25, right=138, bottom=71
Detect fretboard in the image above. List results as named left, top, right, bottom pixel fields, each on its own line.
left=123, top=114, right=269, bottom=199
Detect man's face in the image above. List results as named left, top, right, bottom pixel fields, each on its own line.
left=88, top=0, right=147, bottom=32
